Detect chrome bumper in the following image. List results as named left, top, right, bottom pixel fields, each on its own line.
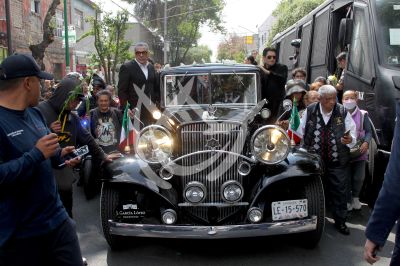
left=109, top=216, right=317, bottom=239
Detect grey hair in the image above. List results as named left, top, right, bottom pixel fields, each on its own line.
left=134, top=42, right=149, bottom=52
left=336, top=51, right=347, bottom=61
left=318, top=85, right=337, bottom=97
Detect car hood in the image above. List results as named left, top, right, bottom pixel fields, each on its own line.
left=164, top=100, right=266, bottom=125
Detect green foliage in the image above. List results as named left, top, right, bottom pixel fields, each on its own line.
left=125, top=0, right=225, bottom=66
left=182, top=45, right=212, bottom=64
left=217, top=34, right=246, bottom=63
left=81, top=10, right=132, bottom=84
left=267, top=0, right=325, bottom=46
left=57, top=79, right=84, bottom=121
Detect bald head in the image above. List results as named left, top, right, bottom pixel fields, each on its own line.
left=343, top=90, right=358, bottom=100
left=308, top=90, right=320, bottom=104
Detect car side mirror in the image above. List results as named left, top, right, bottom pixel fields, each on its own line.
left=338, top=18, right=353, bottom=49
left=291, top=39, right=301, bottom=48
left=283, top=99, right=293, bottom=111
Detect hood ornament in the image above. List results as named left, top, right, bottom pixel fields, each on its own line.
left=207, top=104, right=217, bottom=119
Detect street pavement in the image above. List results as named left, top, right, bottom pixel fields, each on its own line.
left=73, top=184, right=395, bottom=266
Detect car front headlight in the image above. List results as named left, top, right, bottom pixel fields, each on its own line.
left=136, top=125, right=173, bottom=163
left=251, top=125, right=290, bottom=164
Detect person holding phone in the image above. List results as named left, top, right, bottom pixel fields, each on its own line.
left=37, top=75, right=118, bottom=218
left=299, top=85, right=356, bottom=235
left=0, top=54, right=84, bottom=265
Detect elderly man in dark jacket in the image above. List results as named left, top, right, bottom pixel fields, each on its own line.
left=37, top=76, right=115, bottom=217
left=300, top=85, right=356, bottom=235
left=259, top=47, right=288, bottom=121
left=118, top=42, right=160, bottom=126
left=364, top=101, right=400, bottom=265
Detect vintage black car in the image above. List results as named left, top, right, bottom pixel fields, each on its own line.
left=100, top=64, right=325, bottom=250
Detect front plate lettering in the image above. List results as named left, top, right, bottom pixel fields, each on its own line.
left=271, top=199, right=308, bottom=221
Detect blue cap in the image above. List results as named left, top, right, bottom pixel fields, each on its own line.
left=0, top=53, right=54, bottom=80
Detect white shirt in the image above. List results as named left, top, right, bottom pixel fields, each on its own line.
left=299, top=104, right=356, bottom=148
left=135, top=59, right=149, bottom=80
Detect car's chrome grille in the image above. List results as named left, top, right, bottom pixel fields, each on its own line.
left=180, top=122, right=245, bottom=204
left=181, top=122, right=244, bottom=154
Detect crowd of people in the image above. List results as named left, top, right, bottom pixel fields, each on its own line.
left=0, top=42, right=399, bottom=265
left=256, top=47, right=374, bottom=235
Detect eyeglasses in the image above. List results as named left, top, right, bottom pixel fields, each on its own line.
left=135, top=51, right=148, bottom=56
left=267, top=55, right=276, bottom=59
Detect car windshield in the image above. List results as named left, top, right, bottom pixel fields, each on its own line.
left=375, top=0, right=400, bottom=67
left=164, top=72, right=257, bottom=106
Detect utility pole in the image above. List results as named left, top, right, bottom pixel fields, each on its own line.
left=163, top=1, right=168, bottom=65
left=4, top=0, right=12, bottom=55
left=63, top=0, right=70, bottom=73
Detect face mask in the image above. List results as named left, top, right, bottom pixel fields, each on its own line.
left=343, top=99, right=357, bottom=110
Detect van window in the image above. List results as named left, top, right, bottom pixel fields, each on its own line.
left=298, top=21, right=312, bottom=67
left=279, top=29, right=297, bottom=70
left=310, top=6, right=330, bottom=80
left=375, top=0, right=400, bottom=67
left=348, top=6, right=373, bottom=80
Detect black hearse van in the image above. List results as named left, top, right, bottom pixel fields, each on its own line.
left=271, top=0, right=400, bottom=205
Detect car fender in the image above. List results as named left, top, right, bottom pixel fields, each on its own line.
left=250, top=151, right=322, bottom=207
left=103, top=156, right=178, bottom=207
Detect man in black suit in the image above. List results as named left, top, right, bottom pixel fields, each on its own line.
left=118, top=42, right=159, bottom=126
left=259, top=47, right=288, bottom=121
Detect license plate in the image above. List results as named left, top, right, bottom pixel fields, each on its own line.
left=271, top=199, right=308, bottom=221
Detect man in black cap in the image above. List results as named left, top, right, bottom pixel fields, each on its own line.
left=0, top=53, right=84, bottom=265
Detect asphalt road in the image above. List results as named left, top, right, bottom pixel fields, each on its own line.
left=73, top=183, right=395, bottom=266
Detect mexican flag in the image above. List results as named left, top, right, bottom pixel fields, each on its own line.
left=119, top=103, right=136, bottom=152
left=288, top=98, right=302, bottom=144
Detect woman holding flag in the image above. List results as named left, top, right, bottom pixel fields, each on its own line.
left=277, top=79, right=307, bottom=145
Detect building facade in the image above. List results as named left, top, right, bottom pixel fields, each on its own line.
left=71, top=0, right=96, bottom=76
left=0, top=0, right=96, bottom=80
left=258, top=15, right=277, bottom=53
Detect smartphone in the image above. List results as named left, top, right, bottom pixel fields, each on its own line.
left=58, top=145, right=89, bottom=167
left=343, top=129, right=350, bottom=136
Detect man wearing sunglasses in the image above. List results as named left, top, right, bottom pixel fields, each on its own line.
left=118, top=42, right=160, bottom=126
left=259, top=47, right=288, bottom=121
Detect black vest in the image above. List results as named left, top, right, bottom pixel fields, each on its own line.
left=303, top=102, right=350, bottom=166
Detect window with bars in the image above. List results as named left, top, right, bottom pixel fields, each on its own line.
left=55, top=10, right=64, bottom=38
left=75, top=9, right=84, bottom=30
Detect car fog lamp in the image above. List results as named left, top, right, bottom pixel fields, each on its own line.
left=238, top=161, right=251, bottom=176
left=221, top=181, right=243, bottom=203
left=161, top=209, right=177, bottom=225
left=248, top=207, right=263, bottom=223
left=152, top=110, right=162, bottom=120
left=251, top=125, right=290, bottom=164
left=136, top=126, right=173, bottom=164
left=160, top=166, right=174, bottom=180
left=184, top=182, right=206, bottom=204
